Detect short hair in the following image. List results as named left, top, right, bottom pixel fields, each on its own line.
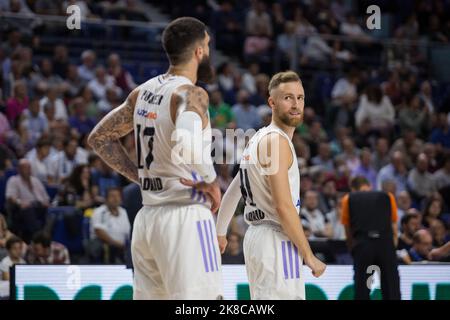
left=106, top=187, right=122, bottom=198
left=162, top=17, right=207, bottom=65
left=268, top=71, right=302, bottom=94
left=400, top=212, right=419, bottom=226
left=36, top=137, right=51, bottom=149
left=6, top=236, right=22, bottom=250
left=32, top=231, right=51, bottom=248
left=350, top=176, right=370, bottom=191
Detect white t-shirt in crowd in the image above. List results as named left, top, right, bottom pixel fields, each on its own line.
left=90, top=205, right=131, bottom=245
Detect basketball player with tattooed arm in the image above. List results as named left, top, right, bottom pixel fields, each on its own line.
left=88, top=17, right=223, bottom=299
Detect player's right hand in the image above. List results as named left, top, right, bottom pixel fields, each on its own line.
left=180, top=178, right=222, bottom=213
left=217, top=235, right=227, bottom=254
left=305, top=255, right=326, bottom=278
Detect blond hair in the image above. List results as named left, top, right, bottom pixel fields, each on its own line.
left=268, top=71, right=302, bottom=94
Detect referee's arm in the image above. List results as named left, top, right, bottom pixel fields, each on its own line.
left=388, top=192, right=399, bottom=248
left=340, top=194, right=352, bottom=250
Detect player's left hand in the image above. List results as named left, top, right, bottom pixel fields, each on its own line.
left=180, top=178, right=222, bottom=213
left=217, top=235, right=227, bottom=254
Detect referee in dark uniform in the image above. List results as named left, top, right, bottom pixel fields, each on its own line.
left=341, top=176, right=401, bottom=300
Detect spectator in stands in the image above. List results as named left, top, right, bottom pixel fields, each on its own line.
left=0, top=236, right=25, bottom=281
left=241, top=62, right=259, bottom=96
left=244, top=0, right=272, bottom=60
left=382, top=70, right=402, bottom=106
left=79, top=86, right=99, bottom=119
left=293, top=7, right=317, bottom=37
left=5, top=159, right=49, bottom=243
left=47, top=138, right=88, bottom=184
left=355, top=84, right=395, bottom=135
left=39, top=85, right=68, bottom=121
left=340, top=12, right=372, bottom=43
left=419, top=80, right=435, bottom=113
left=91, top=159, right=121, bottom=199
left=390, top=129, right=424, bottom=169
left=429, top=219, right=450, bottom=248
left=407, top=229, right=433, bottom=262
left=210, top=0, right=243, bottom=57
left=221, top=232, right=245, bottom=264
left=26, top=137, right=52, bottom=184
left=6, top=80, right=28, bottom=124
left=430, top=112, right=450, bottom=150
left=396, top=191, right=412, bottom=228
left=351, top=148, right=377, bottom=188
left=422, top=197, right=445, bottom=228
left=0, top=111, right=11, bottom=145
left=22, top=97, right=48, bottom=144
left=52, top=45, right=69, bottom=79
left=311, top=142, right=334, bottom=173
left=377, top=151, right=408, bottom=194
left=276, top=21, right=300, bottom=70
left=397, top=211, right=421, bottom=251
left=77, top=50, right=97, bottom=82
left=88, top=66, right=121, bottom=101
left=107, top=53, right=136, bottom=95
left=245, top=0, right=272, bottom=38
left=251, top=73, right=270, bottom=107
left=301, top=119, right=328, bottom=158
left=217, top=62, right=238, bottom=105
left=325, top=193, right=346, bottom=240
left=398, top=94, right=429, bottom=136
left=68, top=97, right=96, bottom=136
left=0, top=214, right=17, bottom=260
left=55, top=164, right=95, bottom=210
left=25, top=231, right=70, bottom=264
left=318, top=177, right=337, bottom=216
left=407, top=153, right=436, bottom=201
left=32, top=58, right=63, bottom=89
left=434, top=153, right=450, bottom=190
left=381, top=179, right=397, bottom=197
left=301, top=25, right=335, bottom=65
left=232, top=89, right=261, bottom=131
left=208, top=89, right=235, bottom=131
left=341, top=137, right=360, bottom=173
left=301, top=190, right=331, bottom=238
left=329, top=69, right=359, bottom=129
left=89, top=187, right=130, bottom=264
left=63, top=64, right=85, bottom=99
left=423, top=142, right=439, bottom=173
left=98, top=87, right=120, bottom=115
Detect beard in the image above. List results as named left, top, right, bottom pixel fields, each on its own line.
left=277, top=109, right=303, bottom=127
left=197, top=54, right=214, bottom=84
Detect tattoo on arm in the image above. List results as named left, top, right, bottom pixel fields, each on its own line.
left=88, top=95, right=139, bottom=184
left=184, top=86, right=209, bottom=117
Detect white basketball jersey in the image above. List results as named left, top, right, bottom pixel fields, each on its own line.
left=239, top=124, right=301, bottom=226
left=133, top=74, right=211, bottom=208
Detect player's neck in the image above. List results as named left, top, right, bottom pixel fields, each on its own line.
left=271, top=119, right=295, bottom=139
left=166, top=64, right=197, bottom=84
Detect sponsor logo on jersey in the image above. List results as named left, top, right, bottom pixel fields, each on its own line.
left=136, top=109, right=157, bottom=120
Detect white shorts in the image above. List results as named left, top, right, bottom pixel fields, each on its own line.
left=243, top=224, right=305, bottom=300
left=131, top=204, right=223, bottom=300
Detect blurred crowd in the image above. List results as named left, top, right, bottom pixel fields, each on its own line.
left=0, top=0, right=450, bottom=277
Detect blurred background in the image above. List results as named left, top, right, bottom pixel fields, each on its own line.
left=0, top=0, right=450, bottom=296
